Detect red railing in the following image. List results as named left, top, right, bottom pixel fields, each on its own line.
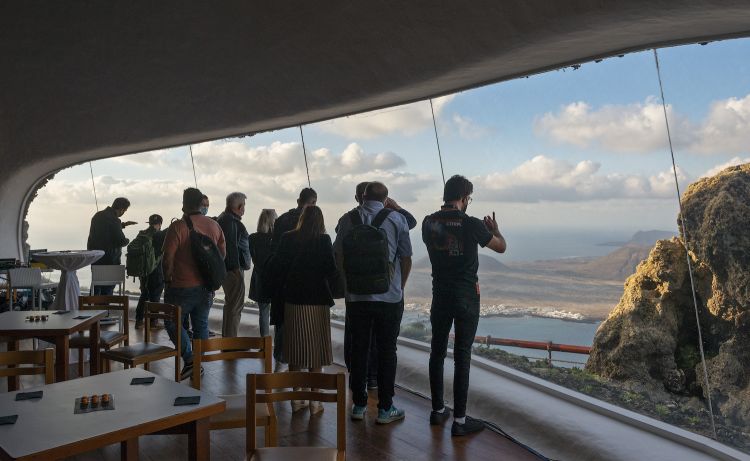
left=450, top=334, right=591, bottom=366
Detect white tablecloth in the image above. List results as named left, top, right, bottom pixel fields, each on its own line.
left=33, top=250, right=104, bottom=311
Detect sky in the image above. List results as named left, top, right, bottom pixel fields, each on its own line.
left=28, top=38, right=750, bottom=262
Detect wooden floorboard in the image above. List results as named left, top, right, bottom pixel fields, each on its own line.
left=2, top=312, right=541, bottom=461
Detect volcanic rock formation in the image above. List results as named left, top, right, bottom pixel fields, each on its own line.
left=586, top=164, right=750, bottom=425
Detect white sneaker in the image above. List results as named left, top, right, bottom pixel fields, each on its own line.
left=274, top=361, right=288, bottom=373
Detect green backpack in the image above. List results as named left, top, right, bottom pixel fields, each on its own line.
left=126, top=230, right=157, bottom=277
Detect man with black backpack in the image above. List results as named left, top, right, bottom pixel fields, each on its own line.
left=337, top=182, right=418, bottom=390
left=129, top=214, right=166, bottom=329
left=333, top=181, right=412, bottom=424
left=163, top=188, right=227, bottom=380
left=422, top=175, right=506, bottom=436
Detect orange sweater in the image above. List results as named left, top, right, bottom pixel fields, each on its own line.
left=163, top=214, right=227, bottom=288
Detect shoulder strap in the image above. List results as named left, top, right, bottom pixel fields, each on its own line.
left=372, top=208, right=393, bottom=228
left=348, top=210, right=363, bottom=226
left=184, top=215, right=194, bottom=231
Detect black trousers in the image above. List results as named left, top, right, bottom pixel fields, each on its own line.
left=135, top=269, right=164, bottom=323
left=344, top=302, right=378, bottom=381
left=429, top=293, right=480, bottom=418
left=348, top=300, right=403, bottom=410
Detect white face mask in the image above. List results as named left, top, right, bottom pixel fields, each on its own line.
left=200, top=206, right=209, bottom=216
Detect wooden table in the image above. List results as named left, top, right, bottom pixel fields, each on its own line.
left=0, top=310, right=105, bottom=384
left=0, top=368, right=226, bottom=461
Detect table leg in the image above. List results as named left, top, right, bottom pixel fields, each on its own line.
left=7, top=339, right=19, bottom=391
left=89, top=321, right=101, bottom=375
left=54, top=335, right=69, bottom=382
left=187, top=417, right=210, bottom=461
left=120, top=437, right=139, bottom=461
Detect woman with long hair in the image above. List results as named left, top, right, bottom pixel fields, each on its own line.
left=249, top=209, right=281, bottom=366
left=273, top=205, right=337, bottom=415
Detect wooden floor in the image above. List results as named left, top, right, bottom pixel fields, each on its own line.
left=2, top=314, right=541, bottom=461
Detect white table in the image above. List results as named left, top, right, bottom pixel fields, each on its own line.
left=0, top=368, right=225, bottom=461
left=32, top=250, right=104, bottom=311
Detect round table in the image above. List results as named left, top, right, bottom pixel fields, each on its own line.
left=33, top=250, right=104, bottom=311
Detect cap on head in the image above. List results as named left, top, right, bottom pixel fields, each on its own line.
left=148, top=214, right=163, bottom=225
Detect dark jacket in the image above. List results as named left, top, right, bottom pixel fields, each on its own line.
left=217, top=211, right=251, bottom=272
left=87, top=207, right=129, bottom=265
left=272, top=208, right=302, bottom=250
left=248, top=232, right=273, bottom=303
left=272, top=232, right=338, bottom=309
left=269, top=207, right=304, bottom=325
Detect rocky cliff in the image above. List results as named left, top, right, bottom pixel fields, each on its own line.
left=586, top=164, right=750, bottom=426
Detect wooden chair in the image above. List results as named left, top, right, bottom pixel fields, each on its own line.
left=247, top=372, right=346, bottom=461
left=191, top=336, right=276, bottom=446
left=100, top=302, right=181, bottom=381
left=70, top=295, right=129, bottom=376
left=0, top=348, right=54, bottom=391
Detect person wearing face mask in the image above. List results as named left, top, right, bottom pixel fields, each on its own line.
left=87, top=197, right=137, bottom=295
left=422, top=175, right=506, bottom=436
left=216, top=192, right=251, bottom=338
left=200, top=194, right=210, bottom=217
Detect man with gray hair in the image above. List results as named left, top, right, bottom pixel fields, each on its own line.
left=217, top=192, right=251, bottom=337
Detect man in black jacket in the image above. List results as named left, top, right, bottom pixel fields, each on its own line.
left=217, top=192, right=251, bottom=338
left=134, top=214, right=166, bottom=329
left=87, top=197, right=136, bottom=295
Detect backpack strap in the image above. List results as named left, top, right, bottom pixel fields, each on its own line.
left=371, top=208, right=393, bottom=228
left=184, top=214, right=195, bottom=231
left=348, top=209, right=363, bottom=226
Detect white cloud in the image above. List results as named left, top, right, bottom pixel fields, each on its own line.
left=535, top=94, right=750, bottom=155
left=534, top=98, right=694, bottom=153
left=692, top=94, right=750, bottom=154
left=108, top=149, right=179, bottom=168
left=473, top=155, right=688, bottom=203
left=450, top=114, right=492, bottom=140
left=702, top=156, right=750, bottom=177
left=314, top=95, right=454, bottom=139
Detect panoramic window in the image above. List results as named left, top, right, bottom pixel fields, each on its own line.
left=27, top=38, right=750, bottom=454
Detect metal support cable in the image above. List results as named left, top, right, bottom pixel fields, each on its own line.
left=88, top=162, right=99, bottom=211
left=429, top=99, right=446, bottom=186
left=299, top=125, right=311, bottom=187
left=653, top=48, right=717, bottom=439
left=188, top=145, right=198, bottom=188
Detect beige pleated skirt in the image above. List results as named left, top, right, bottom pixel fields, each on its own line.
left=283, top=303, right=333, bottom=369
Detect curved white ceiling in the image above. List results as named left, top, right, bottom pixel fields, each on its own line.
left=2, top=1, right=750, bottom=171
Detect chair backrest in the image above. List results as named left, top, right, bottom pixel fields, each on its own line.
left=191, top=336, right=272, bottom=389
left=78, top=295, right=130, bottom=339
left=0, top=348, right=54, bottom=390
left=247, top=372, right=346, bottom=457
left=144, top=302, right=180, bottom=349
left=7, top=268, right=42, bottom=288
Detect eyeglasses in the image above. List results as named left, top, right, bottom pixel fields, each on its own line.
left=466, top=196, right=473, bottom=204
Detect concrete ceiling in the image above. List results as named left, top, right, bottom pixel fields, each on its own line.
left=2, top=1, right=750, bottom=171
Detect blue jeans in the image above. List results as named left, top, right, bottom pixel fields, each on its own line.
left=164, top=286, right=210, bottom=364
left=429, top=293, right=480, bottom=418
left=258, top=302, right=271, bottom=337
left=94, top=285, right=115, bottom=296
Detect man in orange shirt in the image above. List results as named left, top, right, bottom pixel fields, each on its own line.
left=163, top=187, right=227, bottom=380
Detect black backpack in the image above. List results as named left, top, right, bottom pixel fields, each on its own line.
left=342, top=208, right=393, bottom=295
left=185, top=215, right=227, bottom=291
